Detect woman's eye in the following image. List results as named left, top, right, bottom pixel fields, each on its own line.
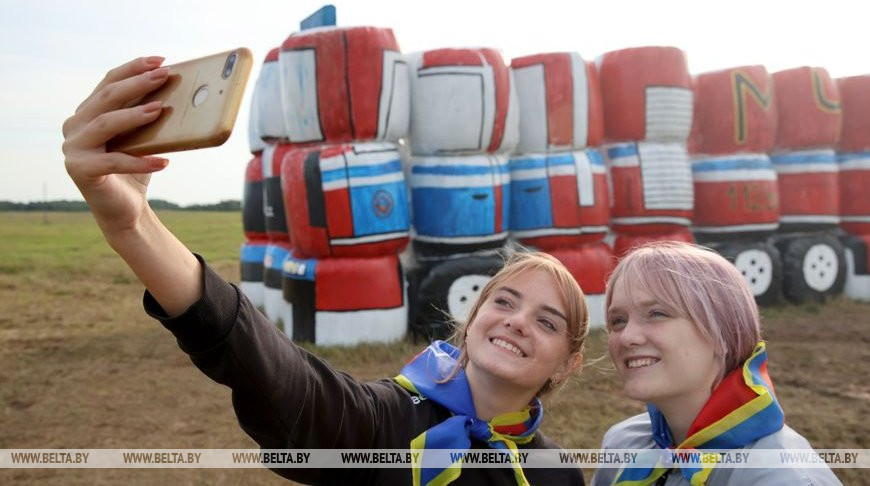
left=608, top=316, right=627, bottom=331
left=494, top=297, right=511, bottom=307
left=538, top=319, right=557, bottom=333
left=649, top=309, right=669, bottom=319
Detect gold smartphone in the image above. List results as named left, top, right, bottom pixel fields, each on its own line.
left=108, top=48, right=253, bottom=156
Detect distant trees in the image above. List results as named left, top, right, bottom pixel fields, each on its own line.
left=185, top=200, right=241, bottom=211
left=0, top=200, right=89, bottom=211
left=148, top=199, right=182, bottom=210
left=0, top=199, right=241, bottom=211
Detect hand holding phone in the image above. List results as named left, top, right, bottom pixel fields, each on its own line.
left=108, top=48, right=253, bottom=156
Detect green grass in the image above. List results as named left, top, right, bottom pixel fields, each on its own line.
left=158, top=211, right=243, bottom=263
left=0, top=212, right=109, bottom=268
left=0, top=211, right=242, bottom=275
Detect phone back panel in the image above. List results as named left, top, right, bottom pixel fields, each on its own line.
left=109, top=48, right=252, bottom=156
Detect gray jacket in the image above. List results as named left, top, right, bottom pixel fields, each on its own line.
left=591, top=414, right=842, bottom=486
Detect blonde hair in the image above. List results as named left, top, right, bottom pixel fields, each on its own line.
left=449, top=250, right=589, bottom=397
left=605, top=242, right=761, bottom=376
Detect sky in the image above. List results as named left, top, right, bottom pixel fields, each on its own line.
left=2, top=0, right=869, bottom=205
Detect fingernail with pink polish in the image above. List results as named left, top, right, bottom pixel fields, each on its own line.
left=142, top=101, right=163, bottom=113
left=144, top=56, right=165, bottom=67
left=149, top=67, right=169, bottom=80
left=150, top=158, right=169, bottom=170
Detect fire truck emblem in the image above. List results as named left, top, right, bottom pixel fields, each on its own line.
left=373, top=189, right=394, bottom=218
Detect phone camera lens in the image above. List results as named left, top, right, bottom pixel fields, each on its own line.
left=222, top=52, right=237, bottom=79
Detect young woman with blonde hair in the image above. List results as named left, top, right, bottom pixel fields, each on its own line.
left=62, top=57, right=589, bottom=485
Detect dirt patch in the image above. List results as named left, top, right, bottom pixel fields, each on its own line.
left=1, top=212, right=867, bottom=484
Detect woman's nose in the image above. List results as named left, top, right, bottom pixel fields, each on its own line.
left=505, top=311, right=532, bottom=335
left=618, top=318, right=646, bottom=346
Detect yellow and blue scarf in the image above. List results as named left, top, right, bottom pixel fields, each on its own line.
left=394, top=340, right=541, bottom=486
left=614, top=341, right=784, bottom=486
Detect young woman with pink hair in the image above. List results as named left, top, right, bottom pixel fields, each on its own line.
left=592, top=242, right=840, bottom=485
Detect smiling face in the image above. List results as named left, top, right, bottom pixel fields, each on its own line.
left=606, top=277, right=722, bottom=411
left=464, top=268, right=574, bottom=395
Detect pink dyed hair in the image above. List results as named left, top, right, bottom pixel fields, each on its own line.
left=605, top=242, right=761, bottom=375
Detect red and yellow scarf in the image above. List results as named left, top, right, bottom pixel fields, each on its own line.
left=614, top=341, right=784, bottom=485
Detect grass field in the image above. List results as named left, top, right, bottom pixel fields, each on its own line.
left=1, top=211, right=868, bottom=485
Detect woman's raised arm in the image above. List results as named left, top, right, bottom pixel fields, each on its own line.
left=62, top=56, right=202, bottom=316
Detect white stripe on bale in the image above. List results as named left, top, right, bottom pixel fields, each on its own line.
left=644, top=86, right=692, bottom=141
left=638, top=143, right=693, bottom=210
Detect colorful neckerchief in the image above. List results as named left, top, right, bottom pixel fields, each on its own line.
left=394, top=340, right=542, bottom=486
left=614, top=341, right=784, bottom=486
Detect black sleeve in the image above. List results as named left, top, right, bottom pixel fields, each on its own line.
left=527, top=434, right=586, bottom=486
left=143, top=256, right=418, bottom=481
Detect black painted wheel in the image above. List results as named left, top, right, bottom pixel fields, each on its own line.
left=411, top=256, right=503, bottom=341
left=777, top=234, right=846, bottom=303
left=717, top=241, right=782, bottom=307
